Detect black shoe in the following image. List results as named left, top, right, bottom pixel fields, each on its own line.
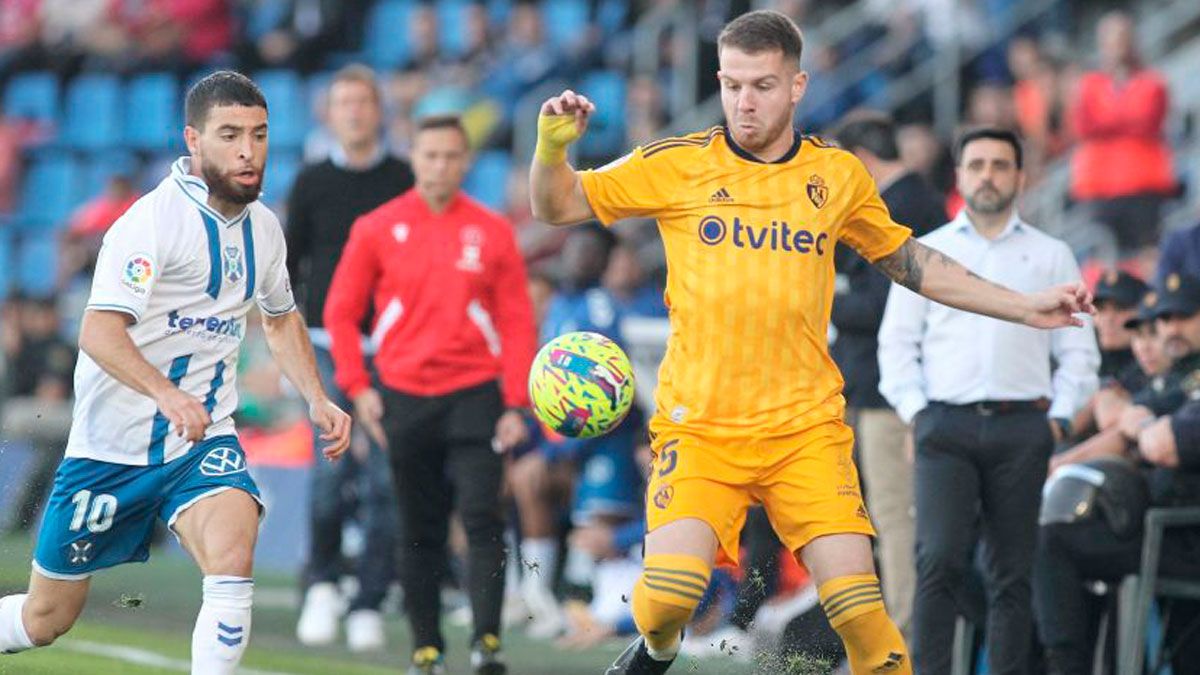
left=471, top=633, right=507, bottom=675
left=604, top=635, right=675, bottom=675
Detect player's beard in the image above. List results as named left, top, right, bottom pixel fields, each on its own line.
left=200, top=157, right=262, bottom=206
left=965, top=182, right=1016, bottom=214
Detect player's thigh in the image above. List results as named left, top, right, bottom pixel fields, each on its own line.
left=172, top=488, right=260, bottom=576
left=24, top=570, right=90, bottom=642
left=644, top=435, right=754, bottom=567
left=757, top=421, right=876, bottom=574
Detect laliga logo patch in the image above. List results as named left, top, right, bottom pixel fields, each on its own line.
left=200, top=446, right=246, bottom=477
left=121, top=253, right=155, bottom=296
left=698, top=215, right=727, bottom=245
left=222, top=246, right=244, bottom=284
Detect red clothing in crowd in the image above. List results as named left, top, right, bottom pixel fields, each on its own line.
left=324, top=189, right=536, bottom=408
left=1069, top=69, right=1175, bottom=200
left=69, top=192, right=139, bottom=236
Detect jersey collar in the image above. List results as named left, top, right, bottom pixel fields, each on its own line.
left=951, top=208, right=1026, bottom=241
left=170, top=157, right=252, bottom=227
left=722, top=126, right=803, bottom=164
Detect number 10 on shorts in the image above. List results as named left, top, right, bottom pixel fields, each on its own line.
left=69, top=490, right=118, bottom=533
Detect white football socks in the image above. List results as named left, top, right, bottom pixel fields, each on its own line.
left=191, top=576, right=253, bottom=675
left=521, top=538, right=559, bottom=591
left=0, top=594, right=34, bottom=654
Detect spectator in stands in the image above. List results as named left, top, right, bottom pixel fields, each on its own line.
left=286, top=65, right=413, bottom=653
left=238, top=0, right=368, bottom=74
left=832, top=113, right=946, bottom=637
left=897, top=122, right=958, bottom=212
left=603, top=242, right=667, bottom=318
left=1069, top=10, right=1175, bottom=256
left=1071, top=271, right=1151, bottom=439
left=965, top=83, right=1018, bottom=132
left=482, top=3, right=559, bottom=128
left=1155, top=218, right=1200, bottom=288
left=509, top=225, right=644, bottom=640
left=1008, top=36, right=1072, bottom=171
left=1035, top=279, right=1200, bottom=675
left=324, top=115, right=536, bottom=674
left=0, top=0, right=43, bottom=86
left=625, top=75, right=666, bottom=148
left=81, top=0, right=234, bottom=72
left=0, top=295, right=75, bottom=532
left=878, top=128, right=1100, bottom=675
left=58, top=173, right=141, bottom=287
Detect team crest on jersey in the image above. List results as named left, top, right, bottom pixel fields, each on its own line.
left=121, top=253, right=155, bottom=296
left=223, top=246, right=244, bottom=284
left=653, top=484, right=674, bottom=509
left=806, top=174, right=828, bottom=208
left=456, top=226, right=485, bottom=272
left=200, top=446, right=246, bottom=477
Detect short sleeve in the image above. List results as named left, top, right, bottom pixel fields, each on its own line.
left=257, top=221, right=296, bottom=316
left=838, top=159, right=912, bottom=263
left=577, top=148, right=670, bottom=225
left=85, top=206, right=161, bottom=322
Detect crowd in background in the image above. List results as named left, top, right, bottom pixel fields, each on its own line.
left=0, top=0, right=1199, bottom=670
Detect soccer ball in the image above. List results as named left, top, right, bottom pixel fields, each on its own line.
left=529, top=331, right=636, bottom=438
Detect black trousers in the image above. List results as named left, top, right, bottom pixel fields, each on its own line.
left=382, top=380, right=506, bottom=651
left=912, top=404, right=1053, bottom=675
left=1034, top=519, right=1200, bottom=675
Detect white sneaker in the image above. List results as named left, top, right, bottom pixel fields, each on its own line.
left=296, top=582, right=344, bottom=646
left=521, top=582, right=565, bottom=640
left=345, top=609, right=386, bottom=652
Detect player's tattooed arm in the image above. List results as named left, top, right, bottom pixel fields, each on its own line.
left=874, top=238, right=1002, bottom=294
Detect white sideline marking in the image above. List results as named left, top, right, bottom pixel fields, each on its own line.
left=59, top=639, right=296, bottom=674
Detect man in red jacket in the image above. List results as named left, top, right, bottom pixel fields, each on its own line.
left=1070, top=10, right=1175, bottom=255
left=324, top=115, right=536, bottom=675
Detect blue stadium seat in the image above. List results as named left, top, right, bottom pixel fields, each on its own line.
left=16, top=238, right=58, bottom=298
left=596, top=0, right=629, bottom=36
left=124, top=72, right=180, bottom=151
left=306, top=71, right=334, bottom=126
left=81, top=151, right=140, bottom=200
left=0, top=229, right=12, bottom=300
left=363, top=0, right=416, bottom=69
left=4, top=72, right=58, bottom=126
left=464, top=150, right=511, bottom=212
left=437, top=0, right=473, bottom=58
left=262, top=151, right=301, bottom=207
left=255, top=70, right=307, bottom=150
left=576, top=70, right=626, bottom=158
left=16, top=152, right=83, bottom=231
left=487, top=0, right=512, bottom=25
left=541, top=0, right=589, bottom=49
left=62, top=74, right=122, bottom=151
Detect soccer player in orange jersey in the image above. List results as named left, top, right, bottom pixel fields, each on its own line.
left=529, top=10, right=1093, bottom=675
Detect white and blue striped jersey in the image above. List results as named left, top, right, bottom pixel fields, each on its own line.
left=66, top=158, right=295, bottom=465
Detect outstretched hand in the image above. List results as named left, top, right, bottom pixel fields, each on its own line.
left=1023, top=282, right=1095, bottom=329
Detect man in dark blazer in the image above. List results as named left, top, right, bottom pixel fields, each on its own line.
left=830, top=112, right=947, bottom=635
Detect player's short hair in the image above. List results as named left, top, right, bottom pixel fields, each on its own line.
left=185, top=71, right=267, bottom=130
left=955, top=127, right=1024, bottom=170
left=330, top=63, right=381, bottom=103
left=718, top=10, right=804, bottom=66
left=833, top=113, right=900, bottom=162
left=415, top=114, right=467, bottom=137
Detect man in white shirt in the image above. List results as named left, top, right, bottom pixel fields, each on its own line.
left=0, top=72, right=351, bottom=674
left=878, top=128, right=1100, bottom=675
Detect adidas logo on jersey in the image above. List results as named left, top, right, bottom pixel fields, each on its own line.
left=709, top=187, right=734, bottom=204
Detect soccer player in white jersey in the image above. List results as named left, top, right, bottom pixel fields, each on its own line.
left=0, top=71, right=351, bottom=674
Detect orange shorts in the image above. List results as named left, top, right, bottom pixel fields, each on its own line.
left=645, top=419, right=875, bottom=567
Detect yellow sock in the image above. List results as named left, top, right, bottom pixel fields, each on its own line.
left=818, top=574, right=911, bottom=674
left=632, top=554, right=711, bottom=655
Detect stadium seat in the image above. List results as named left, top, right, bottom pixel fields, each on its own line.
left=263, top=151, right=301, bottom=207
left=3, top=72, right=58, bottom=126
left=437, top=0, right=473, bottom=58
left=0, top=228, right=11, bottom=300
left=576, top=70, right=626, bottom=159
left=464, top=150, right=511, bottom=212
left=16, top=152, right=82, bottom=231
left=362, top=0, right=416, bottom=69
left=541, top=0, right=590, bottom=49
left=486, top=0, right=512, bottom=25
left=595, top=0, right=629, bottom=36
left=254, top=70, right=307, bottom=150
left=124, top=72, right=180, bottom=151
left=16, top=237, right=59, bottom=298
left=62, top=74, right=122, bottom=151
left=81, top=151, right=140, bottom=200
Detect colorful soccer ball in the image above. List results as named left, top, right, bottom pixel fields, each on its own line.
left=528, top=331, right=637, bottom=438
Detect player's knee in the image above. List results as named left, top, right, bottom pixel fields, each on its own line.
left=632, top=554, right=711, bottom=645
left=205, top=543, right=255, bottom=578
left=509, top=453, right=548, bottom=500
left=23, top=596, right=79, bottom=646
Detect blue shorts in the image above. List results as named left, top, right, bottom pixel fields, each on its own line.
left=33, top=435, right=262, bottom=580
left=573, top=442, right=643, bottom=523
